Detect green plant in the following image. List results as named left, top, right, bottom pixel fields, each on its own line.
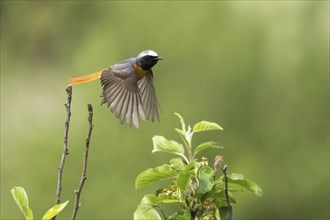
left=11, top=186, right=68, bottom=220
left=10, top=89, right=94, bottom=220
left=134, top=113, right=263, bottom=219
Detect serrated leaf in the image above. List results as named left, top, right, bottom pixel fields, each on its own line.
left=135, top=164, right=177, bottom=189
left=193, top=121, right=223, bottom=133
left=196, top=166, right=215, bottom=194
left=194, top=141, right=223, bottom=156
left=226, top=173, right=263, bottom=198
left=11, top=186, right=33, bottom=220
left=42, top=200, right=69, bottom=220
left=152, top=136, right=186, bottom=161
left=134, top=195, right=162, bottom=220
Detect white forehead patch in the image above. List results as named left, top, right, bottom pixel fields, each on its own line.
left=137, top=50, right=158, bottom=59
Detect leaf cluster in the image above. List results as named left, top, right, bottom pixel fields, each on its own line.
left=11, top=186, right=68, bottom=220
left=134, top=113, right=262, bottom=219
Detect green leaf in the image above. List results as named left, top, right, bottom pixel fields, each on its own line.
left=146, top=193, right=179, bottom=204
left=162, top=199, right=180, bottom=204
left=135, top=164, right=177, bottom=189
left=213, top=191, right=237, bottom=206
left=42, top=200, right=69, bottom=220
left=167, top=210, right=191, bottom=220
left=230, top=173, right=244, bottom=180
left=175, top=128, right=185, bottom=137
left=143, top=194, right=166, bottom=205
left=134, top=195, right=162, bottom=220
left=193, top=121, right=223, bottom=133
left=185, top=125, right=193, bottom=144
left=202, top=186, right=236, bottom=209
left=152, top=136, right=187, bottom=161
left=11, top=186, right=33, bottom=220
left=175, top=128, right=189, bottom=147
left=215, top=208, right=221, bottom=220
left=219, top=206, right=232, bottom=220
left=174, top=113, right=186, bottom=132
left=134, top=203, right=160, bottom=220
left=194, top=141, right=223, bottom=156
left=196, top=166, right=215, bottom=194
left=177, top=161, right=199, bottom=192
left=226, top=173, right=263, bottom=198
left=215, top=180, right=245, bottom=192
left=170, top=158, right=186, bottom=171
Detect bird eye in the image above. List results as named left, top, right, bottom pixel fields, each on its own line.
left=146, top=56, right=155, bottom=60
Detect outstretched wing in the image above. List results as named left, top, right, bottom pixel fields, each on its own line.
left=138, top=70, right=160, bottom=122
left=100, top=63, right=146, bottom=128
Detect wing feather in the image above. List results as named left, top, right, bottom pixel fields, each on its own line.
left=101, top=64, right=146, bottom=128
left=138, top=70, right=160, bottom=122
left=125, top=92, right=133, bottom=127
left=132, top=93, right=139, bottom=128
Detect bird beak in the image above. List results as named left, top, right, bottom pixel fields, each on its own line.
left=155, top=56, right=163, bottom=60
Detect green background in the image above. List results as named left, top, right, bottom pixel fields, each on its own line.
left=1, top=1, right=329, bottom=219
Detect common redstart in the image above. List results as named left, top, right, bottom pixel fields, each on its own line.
left=68, top=50, right=162, bottom=128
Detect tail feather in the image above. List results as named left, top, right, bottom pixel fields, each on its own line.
left=67, top=70, right=103, bottom=86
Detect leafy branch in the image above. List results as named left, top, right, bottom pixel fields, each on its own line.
left=11, top=186, right=69, bottom=220
left=135, top=113, right=263, bottom=220
left=11, top=87, right=94, bottom=220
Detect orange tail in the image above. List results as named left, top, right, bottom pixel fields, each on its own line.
left=67, top=70, right=104, bottom=86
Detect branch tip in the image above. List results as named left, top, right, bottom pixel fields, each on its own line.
left=222, top=164, right=232, bottom=220
left=71, top=104, right=94, bottom=220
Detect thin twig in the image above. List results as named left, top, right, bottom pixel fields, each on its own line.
left=71, top=104, right=94, bottom=220
left=55, top=86, right=72, bottom=206
left=222, top=165, right=232, bottom=220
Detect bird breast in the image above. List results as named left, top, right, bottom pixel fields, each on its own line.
left=133, top=63, right=148, bottom=80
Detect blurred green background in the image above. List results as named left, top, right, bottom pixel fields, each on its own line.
left=1, top=1, right=329, bottom=219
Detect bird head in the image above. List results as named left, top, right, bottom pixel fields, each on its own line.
left=136, top=50, right=162, bottom=70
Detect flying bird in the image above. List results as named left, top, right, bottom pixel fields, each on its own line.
left=68, top=50, right=162, bottom=128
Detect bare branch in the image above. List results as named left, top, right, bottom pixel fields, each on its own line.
left=222, top=165, right=232, bottom=220
left=71, top=104, right=94, bottom=220
left=55, top=86, right=72, bottom=205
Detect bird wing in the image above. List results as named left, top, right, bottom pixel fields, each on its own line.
left=100, top=63, right=146, bottom=128
left=138, top=70, right=160, bottom=122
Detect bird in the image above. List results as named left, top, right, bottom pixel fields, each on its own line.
left=68, top=50, right=162, bottom=128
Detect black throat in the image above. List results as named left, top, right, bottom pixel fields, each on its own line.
left=137, top=55, right=160, bottom=70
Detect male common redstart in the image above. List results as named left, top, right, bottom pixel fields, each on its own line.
left=68, top=50, right=162, bottom=128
